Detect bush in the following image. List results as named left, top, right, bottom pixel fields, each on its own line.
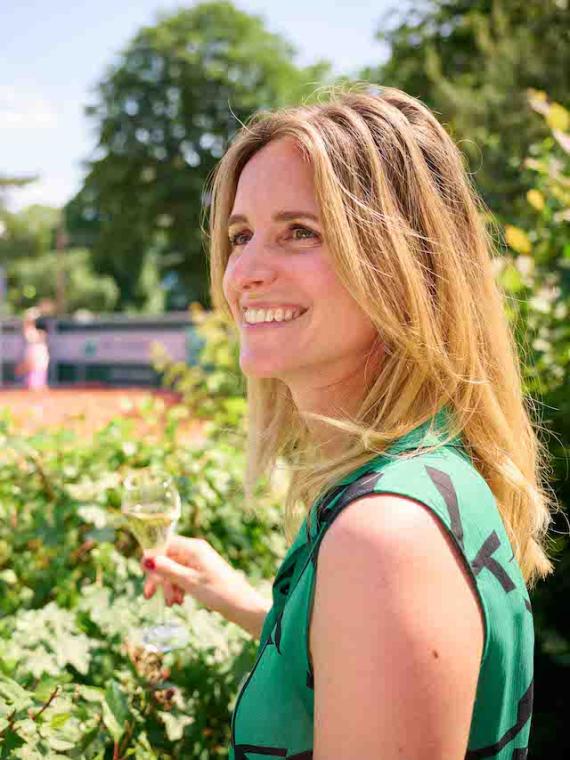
left=0, top=318, right=288, bottom=757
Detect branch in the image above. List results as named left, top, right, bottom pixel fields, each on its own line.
left=0, top=709, right=17, bottom=738
left=31, top=686, right=60, bottom=721
left=25, top=449, right=56, bottom=502
left=118, top=721, right=134, bottom=758
left=70, top=538, right=96, bottom=562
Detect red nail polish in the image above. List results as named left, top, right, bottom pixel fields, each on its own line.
left=143, top=557, right=156, bottom=571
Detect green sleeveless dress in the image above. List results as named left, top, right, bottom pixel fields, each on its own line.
left=229, top=411, right=534, bottom=759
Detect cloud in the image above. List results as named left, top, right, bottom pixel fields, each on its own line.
left=0, top=85, right=58, bottom=129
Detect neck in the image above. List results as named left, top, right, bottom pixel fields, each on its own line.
left=286, top=357, right=379, bottom=460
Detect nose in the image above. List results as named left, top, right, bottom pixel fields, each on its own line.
left=226, top=235, right=278, bottom=293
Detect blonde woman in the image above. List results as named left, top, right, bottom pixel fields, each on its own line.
left=141, top=85, right=555, bottom=759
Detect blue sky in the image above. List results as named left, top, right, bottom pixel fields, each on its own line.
left=1, top=0, right=394, bottom=211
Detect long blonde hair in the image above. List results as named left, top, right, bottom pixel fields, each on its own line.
left=207, top=83, right=556, bottom=587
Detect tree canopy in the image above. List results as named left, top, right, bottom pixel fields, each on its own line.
left=66, top=0, right=330, bottom=310
left=362, top=0, right=569, bottom=219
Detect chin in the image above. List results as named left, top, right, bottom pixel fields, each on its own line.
left=239, top=357, right=290, bottom=380
left=240, top=365, right=281, bottom=380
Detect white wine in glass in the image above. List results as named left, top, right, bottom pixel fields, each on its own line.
left=122, top=470, right=189, bottom=652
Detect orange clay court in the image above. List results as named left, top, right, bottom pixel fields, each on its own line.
left=0, top=387, right=206, bottom=443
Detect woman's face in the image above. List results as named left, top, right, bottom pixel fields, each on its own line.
left=222, top=137, right=379, bottom=387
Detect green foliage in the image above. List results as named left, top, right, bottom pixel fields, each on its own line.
left=151, top=303, right=245, bottom=432
left=6, top=248, right=119, bottom=314
left=0, top=205, right=61, bottom=263
left=66, top=0, right=331, bottom=310
left=0, top=323, right=287, bottom=755
left=363, top=0, right=569, bottom=218
left=497, top=91, right=569, bottom=400
left=494, top=91, right=570, bottom=759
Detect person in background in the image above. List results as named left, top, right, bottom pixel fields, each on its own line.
left=15, top=308, right=50, bottom=391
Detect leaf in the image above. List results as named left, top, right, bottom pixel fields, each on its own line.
left=50, top=711, right=71, bottom=730
left=46, top=734, right=76, bottom=751
left=67, top=722, right=103, bottom=758
left=499, top=262, right=524, bottom=293
left=33, top=677, right=63, bottom=703
left=76, top=685, right=105, bottom=703
left=159, top=710, right=194, bottom=741
left=526, top=189, right=545, bottom=211
left=546, top=102, right=570, bottom=132
left=0, top=677, right=34, bottom=711
left=0, top=569, right=17, bottom=585
left=102, top=680, right=130, bottom=742
left=77, top=504, right=109, bottom=529
left=0, top=729, right=25, bottom=759
left=505, top=225, right=532, bottom=255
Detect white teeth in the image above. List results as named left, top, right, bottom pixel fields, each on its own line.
left=244, top=307, right=304, bottom=325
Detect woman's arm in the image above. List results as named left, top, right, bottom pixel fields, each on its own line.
left=226, top=580, right=272, bottom=639
left=310, top=493, right=484, bottom=760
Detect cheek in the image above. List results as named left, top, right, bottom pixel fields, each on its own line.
left=304, top=249, right=348, bottom=294
left=319, top=281, right=377, bottom=344
left=221, top=264, right=235, bottom=306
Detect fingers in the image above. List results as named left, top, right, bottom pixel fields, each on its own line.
left=144, top=575, right=157, bottom=599
left=164, top=535, right=211, bottom=566
left=163, top=582, right=185, bottom=607
left=174, top=586, right=184, bottom=604
left=144, top=574, right=185, bottom=606
left=142, top=553, right=200, bottom=593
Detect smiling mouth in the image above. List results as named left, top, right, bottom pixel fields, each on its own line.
left=242, top=309, right=308, bottom=328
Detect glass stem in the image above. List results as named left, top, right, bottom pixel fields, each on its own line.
left=155, top=583, right=167, bottom=625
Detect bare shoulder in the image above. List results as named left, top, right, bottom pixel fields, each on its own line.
left=310, top=493, right=485, bottom=759
left=319, top=491, right=471, bottom=567
left=313, top=491, right=484, bottom=632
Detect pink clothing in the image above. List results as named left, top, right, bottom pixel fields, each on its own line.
left=25, top=367, right=49, bottom=390
left=23, top=341, right=49, bottom=390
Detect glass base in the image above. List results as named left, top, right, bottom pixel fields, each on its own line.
left=140, top=622, right=189, bottom=653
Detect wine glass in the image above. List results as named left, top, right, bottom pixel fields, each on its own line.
left=121, top=469, right=189, bottom=652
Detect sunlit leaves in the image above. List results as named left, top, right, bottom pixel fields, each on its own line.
left=526, top=189, right=545, bottom=211
left=505, top=225, right=532, bottom=255
left=0, top=313, right=285, bottom=755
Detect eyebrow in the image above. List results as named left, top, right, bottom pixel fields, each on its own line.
left=227, top=210, right=320, bottom=228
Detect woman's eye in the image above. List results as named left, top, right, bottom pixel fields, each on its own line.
left=229, top=231, right=250, bottom=247
left=290, top=225, right=317, bottom=240
left=228, top=225, right=318, bottom=248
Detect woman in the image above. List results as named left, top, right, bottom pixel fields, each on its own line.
left=15, top=308, right=50, bottom=391
left=142, top=85, right=555, bottom=758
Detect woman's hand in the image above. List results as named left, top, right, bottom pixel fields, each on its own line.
left=141, top=535, right=271, bottom=638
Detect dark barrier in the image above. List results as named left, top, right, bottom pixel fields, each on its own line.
left=0, top=313, right=204, bottom=388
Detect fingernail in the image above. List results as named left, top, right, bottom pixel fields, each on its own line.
left=143, top=557, right=156, bottom=571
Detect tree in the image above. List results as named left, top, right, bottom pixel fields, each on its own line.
left=490, top=91, right=569, bottom=760
left=361, top=0, right=569, bottom=219
left=0, top=205, right=61, bottom=263
left=67, top=1, right=330, bottom=310
left=0, top=175, right=38, bottom=211
left=7, top=249, right=119, bottom=314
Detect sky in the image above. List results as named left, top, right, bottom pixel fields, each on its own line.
left=1, top=0, right=394, bottom=212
